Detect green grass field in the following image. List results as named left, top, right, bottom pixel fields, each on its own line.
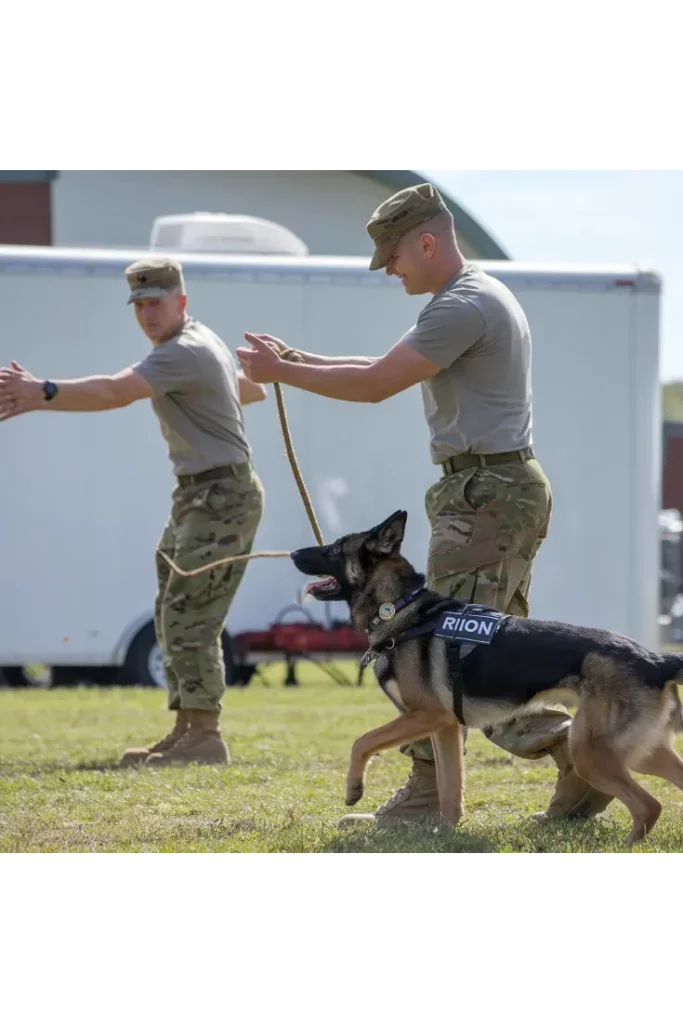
left=2, top=666, right=683, bottom=853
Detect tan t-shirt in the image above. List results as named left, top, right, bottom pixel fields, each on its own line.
left=133, top=317, right=250, bottom=475
left=403, top=263, right=532, bottom=464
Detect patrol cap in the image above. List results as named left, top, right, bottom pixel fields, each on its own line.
left=366, top=183, right=447, bottom=271
left=125, top=256, right=186, bottom=304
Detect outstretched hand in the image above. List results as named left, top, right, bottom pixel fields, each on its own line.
left=236, top=333, right=287, bottom=384
left=0, top=361, right=43, bottom=422
left=251, top=334, right=290, bottom=356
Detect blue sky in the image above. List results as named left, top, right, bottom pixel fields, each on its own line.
left=425, top=171, right=683, bottom=382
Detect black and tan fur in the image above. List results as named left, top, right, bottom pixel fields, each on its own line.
left=291, top=510, right=683, bottom=846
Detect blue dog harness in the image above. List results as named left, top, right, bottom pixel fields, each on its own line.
left=362, top=602, right=508, bottom=725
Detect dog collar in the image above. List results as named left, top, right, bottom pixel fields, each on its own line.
left=361, top=617, right=439, bottom=668
left=366, top=588, right=427, bottom=634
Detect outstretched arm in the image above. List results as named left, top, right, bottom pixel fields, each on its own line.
left=238, top=292, right=486, bottom=405
left=294, top=353, right=378, bottom=367
left=0, top=362, right=154, bottom=421
left=237, top=372, right=267, bottom=405
left=247, top=334, right=378, bottom=367
left=236, top=334, right=441, bottom=404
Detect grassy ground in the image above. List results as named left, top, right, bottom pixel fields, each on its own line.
left=2, top=665, right=683, bottom=853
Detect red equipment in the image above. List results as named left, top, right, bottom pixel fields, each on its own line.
left=230, top=609, right=369, bottom=687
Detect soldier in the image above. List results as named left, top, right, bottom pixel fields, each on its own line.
left=0, top=256, right=266, bottom=768
left=236, top=183, right=614, bottom=826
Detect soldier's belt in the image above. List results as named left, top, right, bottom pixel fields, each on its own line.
left=440, top=446, right=534, bottom=476
left=176, top=464, right=246, bottom=487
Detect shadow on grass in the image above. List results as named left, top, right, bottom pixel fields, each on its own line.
left=321, top=815, right=621, bottom=854
left=0, top=756, right=298, bottom=778
left=324, top=826, right=500, bottom=853
left=0, top=758, right=123, bottom=777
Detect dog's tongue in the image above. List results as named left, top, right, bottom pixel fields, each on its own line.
left=304, top=577, right=337, bottom=597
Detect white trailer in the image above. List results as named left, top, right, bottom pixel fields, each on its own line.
left=0, top=244, right=662, bottom=686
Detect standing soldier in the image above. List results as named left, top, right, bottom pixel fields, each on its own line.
left=236, top=184, right=613, bottom=825
left=0, top=256, right=266, bottom=768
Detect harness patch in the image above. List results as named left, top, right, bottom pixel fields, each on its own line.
left=434, top=607, right=503, bottom=645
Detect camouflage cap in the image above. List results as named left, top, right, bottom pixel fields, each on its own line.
left=366, top=183, right=447, bottom=271
left=125, top=256, right=185, bottom=304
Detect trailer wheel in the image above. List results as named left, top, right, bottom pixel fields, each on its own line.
left=1, top=667, right=32, bottom=688
left=1, top=665, right=52, bottom=687
left=121, top=621, right=235, bottom=689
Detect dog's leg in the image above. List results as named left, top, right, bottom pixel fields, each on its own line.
left=570, top=735, right=661, bottom=846
left=628, top=685, right=683, bottom=787
left=431, top=722, right=465, bottom=825
left=633, top=742, right=683, bottom=791
left=346, top=710, right=452, bottom=806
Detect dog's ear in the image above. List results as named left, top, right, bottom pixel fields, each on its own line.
left=365, top=510, right=407, bottom=555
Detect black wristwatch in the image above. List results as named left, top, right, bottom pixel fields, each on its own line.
left=42, top=380, right=58, bottom=402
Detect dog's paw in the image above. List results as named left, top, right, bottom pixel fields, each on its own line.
left=345, top=782, right=364, bottom=806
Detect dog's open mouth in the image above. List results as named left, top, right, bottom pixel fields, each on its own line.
left=303, top=576, right=341, bottom=599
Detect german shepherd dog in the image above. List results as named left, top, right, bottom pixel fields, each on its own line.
left=291, top=510, right=683, bottom=845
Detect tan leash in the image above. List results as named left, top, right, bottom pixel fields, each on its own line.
left=160, top=348, right=324, bottom=578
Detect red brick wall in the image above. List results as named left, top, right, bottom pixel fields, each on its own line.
left=0, top=182, right=52, bottom=244
left=663, top=433, right=683, bottom=513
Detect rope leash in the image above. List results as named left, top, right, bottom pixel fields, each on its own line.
left=160, top=346, right=324, bottom=578
left=273, top=379, right=324, bottom=546
left=159, top=549, right=291, bottom=577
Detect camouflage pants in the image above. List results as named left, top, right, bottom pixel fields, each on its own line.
left=155, top=462, right=264, bottom=712
left=403, top=456, right=567, bottom=762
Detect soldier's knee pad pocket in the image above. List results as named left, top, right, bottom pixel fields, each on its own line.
left=427, top=508, right=511, bottom=585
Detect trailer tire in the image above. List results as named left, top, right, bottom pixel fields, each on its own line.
left=1, top=667, right=32, bottom=688
left=121, top=621, right=235, bottom=689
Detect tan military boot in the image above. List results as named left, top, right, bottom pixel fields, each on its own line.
left=144, top=710, right=229, bottom=767
left=485, top=713, right=613, bottom=820
left=339, top=757, right=440, bottom=828
left=119, top=709, right=190, bottom=768
left=531, top=735, right=613, bottom=820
